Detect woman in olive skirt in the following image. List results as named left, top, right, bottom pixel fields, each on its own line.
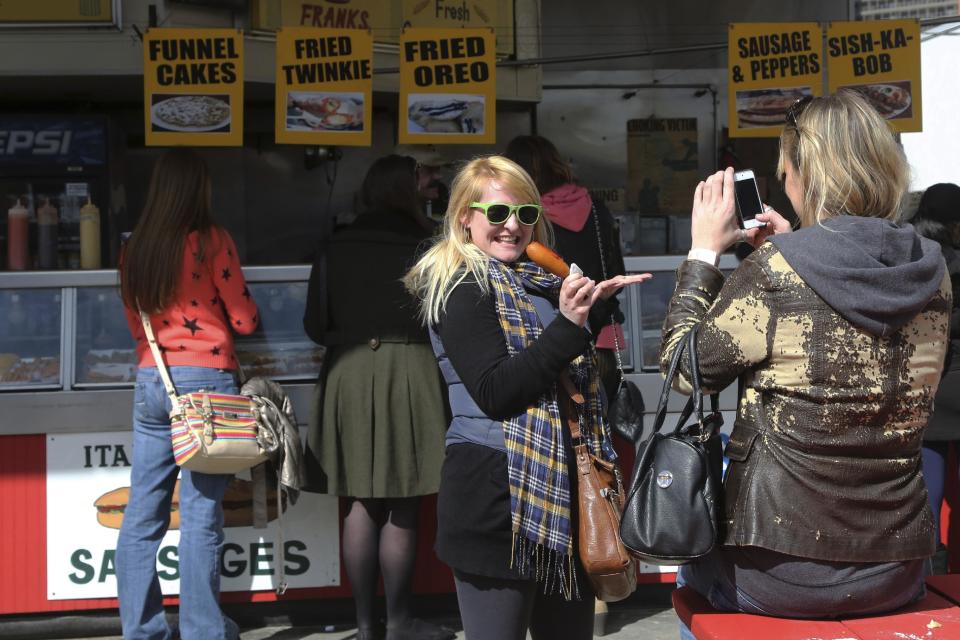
left=303, top=155, right=452, bottom=640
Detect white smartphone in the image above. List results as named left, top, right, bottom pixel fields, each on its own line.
left=733, top=169, right=765, bottom=230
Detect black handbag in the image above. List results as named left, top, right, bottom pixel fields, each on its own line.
left=619, top=327, right=724, bottom=565
left=609, top=379, right=645, bottom=443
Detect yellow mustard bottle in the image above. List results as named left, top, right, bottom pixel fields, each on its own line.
left=79, top=197, right=101, bottom=269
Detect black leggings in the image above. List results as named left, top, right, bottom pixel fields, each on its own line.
left=453, top=570, right=594, bottom=640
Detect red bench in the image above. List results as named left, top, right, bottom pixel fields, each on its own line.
left=672, top=575, right=960, bottom=639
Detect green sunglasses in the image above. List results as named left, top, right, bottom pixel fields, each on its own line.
left=470, top=202, right=543, bottom=226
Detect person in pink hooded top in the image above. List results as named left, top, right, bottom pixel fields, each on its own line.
left=505, top=135, right=627, bottom=403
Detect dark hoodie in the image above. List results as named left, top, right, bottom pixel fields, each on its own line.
left=770, top=215, right=945, bottom=337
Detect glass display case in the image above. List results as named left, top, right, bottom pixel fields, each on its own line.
left=623, top=255, right=739, bottom=372
left=0, top=266, right=323, bottom=394
left=75, top=287, right=136, bottom=386
left=0, top=288, right=62, bottom=389
left=0, top=258, right=740, bottom=436
left=236, top=282, right=325, bottom=380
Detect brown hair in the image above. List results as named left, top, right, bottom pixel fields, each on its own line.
left=504, top=135, right=574, bottom=195
left=360, top=154, right=428, bottom=228
left=120, top=148, right=214, bottom=313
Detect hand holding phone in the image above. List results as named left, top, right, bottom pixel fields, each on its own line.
left=733, top=170, right=765, bottom=230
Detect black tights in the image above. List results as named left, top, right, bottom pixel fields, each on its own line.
left=342, top=497, right=421, bottom=633
left=453, top=570, right=594, bottom=640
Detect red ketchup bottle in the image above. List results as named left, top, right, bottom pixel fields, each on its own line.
left=7, top=199, right=29, bottom=270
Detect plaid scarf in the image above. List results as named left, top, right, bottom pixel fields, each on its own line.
left=486, top=259, right=616, bottom=598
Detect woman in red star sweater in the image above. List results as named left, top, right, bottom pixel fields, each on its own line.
left=117, top=148, right=258, bottom=640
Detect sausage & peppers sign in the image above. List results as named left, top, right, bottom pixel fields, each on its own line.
left=143, top=28, right=244, bottom=146
left=727, top=22, right=823, bottom=138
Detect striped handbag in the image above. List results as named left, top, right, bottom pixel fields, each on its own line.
left=141, top=312, right=270, bottom=474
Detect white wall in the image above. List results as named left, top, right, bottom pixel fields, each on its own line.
left=901, top=22, right=960, bottom=191
left=537, top=68, right=727, bottom=195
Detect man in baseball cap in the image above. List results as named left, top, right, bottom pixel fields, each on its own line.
left=395, top=144, right=452, bottom=220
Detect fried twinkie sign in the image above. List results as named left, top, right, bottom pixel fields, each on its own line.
left=826, top=20, right=921, bottom=133
left=143, top=28, right=244, bottom=146
left=275, top=28, right=373, bottom=146
left=727, top=23, right=822, bottom=139
left=399, top=28, right=495, bottom=144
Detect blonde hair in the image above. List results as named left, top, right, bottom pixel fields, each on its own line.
left=777, top=89, right=909, bottom=227
left=403, top=155, right=554, bottom=325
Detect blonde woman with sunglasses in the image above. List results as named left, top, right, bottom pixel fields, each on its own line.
left=663, top=90, right=950, bottom=637
left=404, top=156, right=648, bottom=640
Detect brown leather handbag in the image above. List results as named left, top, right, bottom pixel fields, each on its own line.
left=561, top=376, right=637, bottom=602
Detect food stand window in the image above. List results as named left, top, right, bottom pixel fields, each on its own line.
left=74, top=287, right=136, bottom=387
left=0, top=288, right=63, bottom=389
left=236, top=281, right=324, bottom=380
left=624, top=255, right=740, bottom=372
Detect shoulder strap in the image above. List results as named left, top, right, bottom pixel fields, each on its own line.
left=139, top=310, right=179, bottom=409
left=559, top=372, right=585, bottom=441
left=648, top=325, right=719, bottom=438
left=592, top=204, right=628, bottom=388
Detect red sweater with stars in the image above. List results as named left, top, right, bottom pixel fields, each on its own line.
left=124, top=226, right=259, bottom=370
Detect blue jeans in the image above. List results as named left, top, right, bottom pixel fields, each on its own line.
left=922, top=442, right=949, bottom=545
left=675, top=546, right=926, bottom=640
left=116, top=367, right=240, bottom=640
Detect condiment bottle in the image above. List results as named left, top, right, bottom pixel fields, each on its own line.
left=7, top=199, right=29, bottom=271
left=79, top=197, right=101, bottom=269
left=37, top=198, right=59, bottom=269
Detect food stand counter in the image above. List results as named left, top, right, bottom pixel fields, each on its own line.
left=0, top=256, right=738, bottom=614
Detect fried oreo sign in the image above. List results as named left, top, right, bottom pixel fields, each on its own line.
left=728, top=23, right=822, bottom=138
left=399, top=28, right=495, bottom=144
left=143, top=28, right=244, bottom=146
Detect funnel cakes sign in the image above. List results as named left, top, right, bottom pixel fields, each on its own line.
left=143, top=28, right=244, bottom=146
left=275, top=28, right=373, bottom=146
left=727, top=22, right=823, bottom=138
left=399, top=27, right=495, bottom=145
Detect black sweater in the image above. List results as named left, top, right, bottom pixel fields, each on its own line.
left=436, top=278, right=592, bottom=420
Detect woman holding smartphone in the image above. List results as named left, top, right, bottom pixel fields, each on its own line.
left=663, top=90, right=949, bottom=634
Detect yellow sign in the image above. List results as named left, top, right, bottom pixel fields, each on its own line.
left=403, top=0, right=495, bottom=27
left=728, top=23, right=823, bottom=138
left=826, top=20, right=921, bottom=133
left=399, top=28, right=495, bottom=144
left=252, top=0, right=398, bottom=42
left=626, top=118, right=700, bottom=215
left=251, top=0, right=514, bottom=55
left=143, top=29, right=244, bottom=147
left=0, top=0, right=115, bottom=24
left=275, top=28, right=373, bottom=146
left=402, top=0, right=508, bottom=53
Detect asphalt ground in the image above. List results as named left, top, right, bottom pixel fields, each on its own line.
left=0, top=585, right=683, bottom=640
